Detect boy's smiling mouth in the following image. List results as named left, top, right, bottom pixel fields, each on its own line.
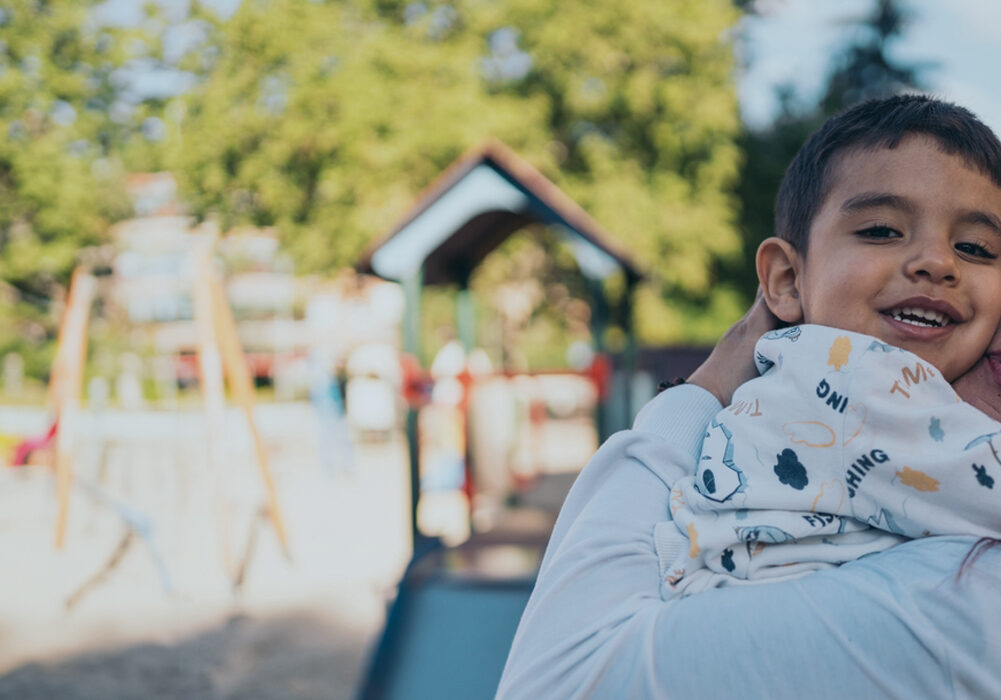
left=883, top=306, right=951, bottom=328
left=878, top=298, right=963, bottom=332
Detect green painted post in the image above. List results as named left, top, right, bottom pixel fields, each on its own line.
left=588, top=278, right=609, bottom=442
left=456, top=282, right=476, bottom=354
left=455, top=279, right=476, bottom=535
left=403, top=271, right=423, bottom=546
left=620, top=284, right=636, bottom=425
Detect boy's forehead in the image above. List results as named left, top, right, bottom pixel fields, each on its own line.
left=824, top=136, right=1001, bottom=200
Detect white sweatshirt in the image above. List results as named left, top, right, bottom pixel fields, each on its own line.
left=497, top=383, right=1001, bottom=699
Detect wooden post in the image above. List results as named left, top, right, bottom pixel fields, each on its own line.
left=52, top=269, right=97, bottom=548
left=208, top=267, right=289, bottom=553
left=192, top=247, right=232, bottom=563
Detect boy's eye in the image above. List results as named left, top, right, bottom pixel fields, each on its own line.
left=855, top=225, right=900, bottom=240
left=955, top=240, right=998, bottom=260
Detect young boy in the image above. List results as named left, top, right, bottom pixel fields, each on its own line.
left=658, top=95, right=1001, bottom=596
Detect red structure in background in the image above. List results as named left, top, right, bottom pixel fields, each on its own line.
left=9, top=422, right=57, bottom=467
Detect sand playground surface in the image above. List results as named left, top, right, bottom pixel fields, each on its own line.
left=0, top=403, right=415, bottom=699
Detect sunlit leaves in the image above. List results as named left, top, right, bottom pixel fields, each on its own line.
left=171, top=0, right=744, bottom=344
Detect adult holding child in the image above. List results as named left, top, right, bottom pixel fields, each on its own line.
left=659, top=96, right=1001, bottom=596
left=497, top=95, right=1001, bottom=699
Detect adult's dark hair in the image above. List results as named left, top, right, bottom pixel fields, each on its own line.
left=775, top=94, right=1001, bottom=252
left=958, top=536, right=1001, bottom=580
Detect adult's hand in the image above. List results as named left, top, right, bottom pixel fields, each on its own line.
left=953, top=331, right=1001, bottom=422
left=687, top=291, right=780, bottom=405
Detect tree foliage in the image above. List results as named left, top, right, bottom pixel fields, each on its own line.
left=0, top=0, right=141, bottom=375
left=0, top=0, right=748, bottom=369
left=168, top=0, right=745, bottom=344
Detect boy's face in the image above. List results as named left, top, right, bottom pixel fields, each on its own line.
left=797, top=135, right=1001, bottom=381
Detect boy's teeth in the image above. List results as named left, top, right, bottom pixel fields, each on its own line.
left=887, top=306, right=949, bottom=327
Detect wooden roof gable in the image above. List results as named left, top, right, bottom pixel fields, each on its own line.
left=357, top=140, right=642, bottom=286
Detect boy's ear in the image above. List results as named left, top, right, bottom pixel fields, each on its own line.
left=756, top=237, right=804, bottom=324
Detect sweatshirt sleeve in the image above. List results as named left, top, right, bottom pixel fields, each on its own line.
left=497, top=382, right=1001, bottom=699
left=497, top=384, right=719, bottom=697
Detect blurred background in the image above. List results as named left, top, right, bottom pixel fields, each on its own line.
left=0, top=0, right=996, bottom=697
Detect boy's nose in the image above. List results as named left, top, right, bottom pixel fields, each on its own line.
left=905, top=243, right=959, bottom=283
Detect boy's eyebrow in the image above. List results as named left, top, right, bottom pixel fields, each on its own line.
left=840, top=192, right=1001, bottom=236
left=959, top=210, right=1001, bottom=237
left=839, top=192, right=913, bottom=214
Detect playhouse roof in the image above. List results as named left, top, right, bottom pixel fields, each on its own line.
left=356, top=140, right=642, bottom=287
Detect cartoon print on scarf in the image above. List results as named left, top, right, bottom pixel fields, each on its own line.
left=782, top=421, right=836, bottom=448
left=774, top=448, right=808, bottom=490
left=972, top=464, right=995, bottom=489
left=720, top=548, right=735, bottom=572
left=865, top=508, right=906, bottom=536
left=827, top=336, right=852, bottom=371
left=810, top=480, right=846, bottom=515
left=896, top=467, right=939, bottom=492
left=735, top=525, right=795, bottom=544
left=696, top=418, right=748, bottom=503
left=755, top=351, right=775, bottom=373
left=928, top=416, right=945, bottom=442
left=964, top=432, right=1001, bottom=487
left=763, top=326, right=802, bottom=342
left=867, top=339, right=896, bottom=353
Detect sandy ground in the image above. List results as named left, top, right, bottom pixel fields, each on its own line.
left=0, top=403, right=414, bottom=699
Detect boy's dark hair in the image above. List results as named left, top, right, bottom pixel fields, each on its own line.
left=775, top=94, right=1001, bottom=251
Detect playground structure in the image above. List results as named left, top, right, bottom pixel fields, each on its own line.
left=0, top=141, right=648, bottom=696
left=18, top=240, right=291, bottom=606
left=357, top=139, right=643, bottom=547
left=356, top=140, right=644, bottom=698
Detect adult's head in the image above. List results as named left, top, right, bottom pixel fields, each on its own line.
left=775, top=94, right=1001, bottom=253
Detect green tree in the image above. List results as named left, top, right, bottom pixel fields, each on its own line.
left=0, top=0, right=146, bottom=378
left=819, top=0, right=926, bottom=115
left=168, top=0, right=745, bottom=345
